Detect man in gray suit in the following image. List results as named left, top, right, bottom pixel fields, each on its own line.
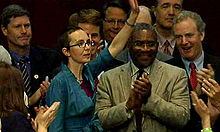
left=95, top=23, right=190, bottom=132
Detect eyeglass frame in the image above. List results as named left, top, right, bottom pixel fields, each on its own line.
left=104, top=19, right=126, bottom=26
left=68, top=40, right=95, bottom=48
left=132, top=41, right=158, bottom=48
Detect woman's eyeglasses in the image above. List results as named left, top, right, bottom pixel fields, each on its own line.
left=69, top=40, right=95, bottom=48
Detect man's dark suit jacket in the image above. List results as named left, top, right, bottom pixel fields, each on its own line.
left=10, top=45, right=61, bottom=116
left=166, top=52, right=220, bottom=132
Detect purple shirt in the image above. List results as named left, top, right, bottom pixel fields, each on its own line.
left=80, top=78, right=99, bottom=98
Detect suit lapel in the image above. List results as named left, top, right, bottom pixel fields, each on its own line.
left=149, top=60, right=163, bottom=93
left=118, top=63, right=132, bottom=101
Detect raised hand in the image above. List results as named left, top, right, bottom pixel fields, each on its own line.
left=126, top=88, right=142, bottom=110
left=207, top=99, right=220, bottom=125
left=95, top=40, right=104, bottom=56
left=133, top=73, right=151, bottom=103
left=197, top=64, right=215, bottom=84
left=201, top=78, right=220, bottom=111
left=127, top=0, right=139, bottom=25
left=129, top=0, right=139, bottom=12
left=34, top=102, right=60, bottom=131
left=126, top=73, right=151, bottom=110
left=190, top=91, right=211, bottom=128
left=40, top=81, right=50, bottom=98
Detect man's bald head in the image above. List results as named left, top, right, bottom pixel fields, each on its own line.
left=136, top=6, right=152, bottom=24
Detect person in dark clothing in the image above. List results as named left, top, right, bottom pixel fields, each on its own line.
left=0, top=61, right=60, bottom=132
left=0, top=4, right=61, bottom=116
left=167, top=10, right=220, bottom=132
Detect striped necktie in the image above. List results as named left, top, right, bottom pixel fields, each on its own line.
left=19, top=56, right=31, bottom=97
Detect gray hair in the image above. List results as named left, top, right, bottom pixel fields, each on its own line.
left=129, top=23, right=157, bottom=45
left=173, top=10, right=206, bottom=33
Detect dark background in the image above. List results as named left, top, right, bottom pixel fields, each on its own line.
left=0, top=0, right=219, bottom=56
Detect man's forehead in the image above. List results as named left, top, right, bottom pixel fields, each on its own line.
left=105, top=7, right=126, bottom=17
left=133, top=29, right=156, bottom=40
left=9, top=15, right=30, bottom=23
left=158, top=0, right=182, bottom=5
left=78, top=23, right=100, bottom=33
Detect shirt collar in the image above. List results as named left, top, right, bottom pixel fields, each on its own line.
left=9, top=50, right=30, bottom=63
left=156, top=29, right=176, bottom=49
left=181, top=51, right=204, bottom=76
left=104, top=40, right=109, bottom=48
left=130, top=61, right=151, bottom=78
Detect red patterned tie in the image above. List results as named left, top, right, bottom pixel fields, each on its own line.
left=190, top=63, right=197, bottom=91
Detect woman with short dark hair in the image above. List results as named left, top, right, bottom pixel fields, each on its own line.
left=46, top=0, right=139, bottom=131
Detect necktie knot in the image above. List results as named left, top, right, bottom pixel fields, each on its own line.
left=164, top=40, right=170, bottom=47
left=137, top=69, right=144, bottom=79
left=163, top=40, right=172, bottom=55
left=20, top=56, right=29, bottom=63
left=190, top=62, right=196, bottom=70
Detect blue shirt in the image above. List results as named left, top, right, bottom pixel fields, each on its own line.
left=46, top=48, right=113, bottom=132
left=181, top=51, right=204, bottom=77
left=9, top=50, right=31, bottom=76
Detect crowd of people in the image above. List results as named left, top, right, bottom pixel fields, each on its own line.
left=0, top=0, right=220, bottom=132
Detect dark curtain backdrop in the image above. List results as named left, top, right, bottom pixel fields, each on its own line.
left=0, top=0, right=219, bottom=56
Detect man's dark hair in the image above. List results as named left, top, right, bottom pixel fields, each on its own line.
left=68, top=9, right=103, bottom=38
left=57, top=26, right=83, bottom=64
left=102, top=0, right=130, bottom=19
left=1, top=4, right=30, bottom=28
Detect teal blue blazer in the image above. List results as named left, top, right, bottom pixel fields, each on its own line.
left=46, top=48, right=113, bottom=132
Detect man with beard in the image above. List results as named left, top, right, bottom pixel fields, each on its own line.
left=0, top=4, right=61, bottom=115
left=95, top=23, right=190, bottom=132
left=152, top=0, right=182, bottom=57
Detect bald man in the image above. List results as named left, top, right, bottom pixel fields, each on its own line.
left=136, top=6, right=152, bottom=24
left=135, top=5, right=173, bottom=61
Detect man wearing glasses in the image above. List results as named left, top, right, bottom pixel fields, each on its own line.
left=101, top=0, right=130, bottom=70
left=95, top=23, right=190, bottom=132
left=102, top=0, right=128, bottom=46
